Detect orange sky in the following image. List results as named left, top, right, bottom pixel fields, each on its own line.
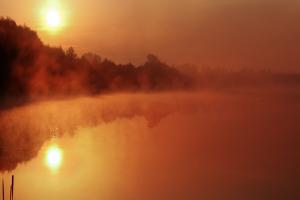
left=0, top=0, right=299, bottom=72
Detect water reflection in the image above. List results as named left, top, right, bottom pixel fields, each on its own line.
left=45, top=144, right=63, bottom=171
left=0, top=92, right=299, bottom=200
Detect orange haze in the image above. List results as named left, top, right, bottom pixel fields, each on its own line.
left=0, top=0, right=299, bottom=72
left=0, top=91, right=299, bottom=199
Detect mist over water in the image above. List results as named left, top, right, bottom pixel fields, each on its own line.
left=1, top=15, right=300, bottom=200
left=0, top=89, right=299, bottom=200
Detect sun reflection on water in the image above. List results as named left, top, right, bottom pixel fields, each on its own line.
left=45, top=144, right=63, bottom=171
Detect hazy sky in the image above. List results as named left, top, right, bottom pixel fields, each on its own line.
left=0, top=0, right=299, bottom=71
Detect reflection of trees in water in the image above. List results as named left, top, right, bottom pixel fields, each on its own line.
left=0, top=93, right=199, bottom=171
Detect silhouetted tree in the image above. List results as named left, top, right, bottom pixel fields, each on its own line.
left=66, top=47, right=77, bottom=60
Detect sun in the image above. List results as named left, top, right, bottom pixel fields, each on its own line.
left=45, top=9, right=61, bottom=29
left=45, top=145, right=63, bottom=170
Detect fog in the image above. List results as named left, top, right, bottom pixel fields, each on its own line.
left=1, top=16, right=300, bottom=200
left=0, top=90, right=299, bottom=199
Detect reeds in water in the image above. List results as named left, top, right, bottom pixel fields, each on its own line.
left=1, top=175, right=14, bottom=200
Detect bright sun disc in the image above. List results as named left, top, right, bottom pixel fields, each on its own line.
left=46, top=9, right=61, bottom=28
left=46, top=145, right=62, bottom=170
